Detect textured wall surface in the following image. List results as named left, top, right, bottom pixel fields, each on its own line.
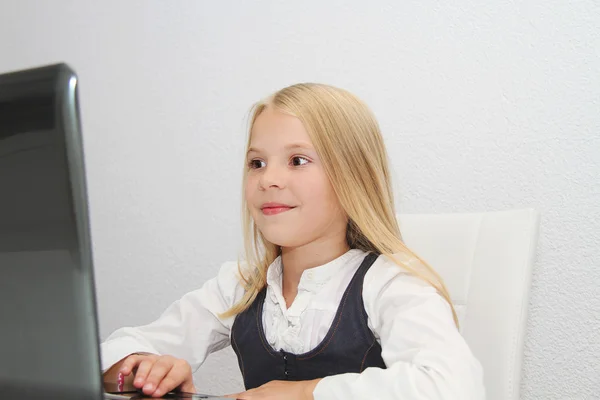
left=1, top=1, right=598, bottom=398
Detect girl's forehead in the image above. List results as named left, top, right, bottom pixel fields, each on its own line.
left=250, top=108, right=313, bottom=146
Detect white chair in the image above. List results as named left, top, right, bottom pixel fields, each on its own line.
left=397, top=208, right=540, bottom=400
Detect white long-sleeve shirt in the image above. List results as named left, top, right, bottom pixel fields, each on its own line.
left=101, top=249, right=485, bottom=399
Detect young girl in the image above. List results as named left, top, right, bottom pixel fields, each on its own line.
left=101, top=83, right=485, bottom=399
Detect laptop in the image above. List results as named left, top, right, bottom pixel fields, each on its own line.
left=0, top=64, right=229, bottom=400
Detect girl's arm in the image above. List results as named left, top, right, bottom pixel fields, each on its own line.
left=313, top=256, right=486, bottom=400
left=100, top=261, right=244, bottom=374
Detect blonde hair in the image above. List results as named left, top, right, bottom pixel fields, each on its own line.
left=221, top=83, right=458, bottom=327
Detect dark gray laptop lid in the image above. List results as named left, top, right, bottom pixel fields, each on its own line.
left=0, top=64, right=102, bottom=400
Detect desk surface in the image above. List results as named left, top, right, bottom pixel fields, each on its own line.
left=1, top=384, right=228, bottom=400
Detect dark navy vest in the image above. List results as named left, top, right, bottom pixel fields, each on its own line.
left=231, top=252, right=386, bottom=390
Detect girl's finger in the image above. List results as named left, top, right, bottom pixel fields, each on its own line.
left=153, top=359, right=192, bottom=397
left=119, top=354, right=143, bottom=376
left=142, top=357, right=174, bottom=395
left=132, top=358, right=155, bottom=389
left=151, top=372, right=178, bottom=397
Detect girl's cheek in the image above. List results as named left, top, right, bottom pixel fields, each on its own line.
left=244, top=178, right=257, bottom=198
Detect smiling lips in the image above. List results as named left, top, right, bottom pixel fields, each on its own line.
left=261, top=202, right=296, bottom=216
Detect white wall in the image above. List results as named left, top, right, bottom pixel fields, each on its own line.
left=1, top=1, right=598, bottom=398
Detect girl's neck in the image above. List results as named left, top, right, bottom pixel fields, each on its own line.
left=280, top=234, right=350, bottom=296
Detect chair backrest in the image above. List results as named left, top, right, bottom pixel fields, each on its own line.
left=397, top=208, right=540, bottom=400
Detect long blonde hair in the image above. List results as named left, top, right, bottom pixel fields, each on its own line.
left=221, top=83, right=458, bottom=327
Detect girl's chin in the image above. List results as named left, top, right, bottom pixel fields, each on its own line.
left=259, top=231, right=301, bottom=248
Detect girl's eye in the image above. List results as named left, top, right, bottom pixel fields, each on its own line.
left=291, top=156, right=309, bottom=167
left=249, top=159, right=266, bottom=169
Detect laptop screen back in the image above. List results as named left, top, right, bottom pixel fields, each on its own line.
left=0, top=64, right=102, bottom=399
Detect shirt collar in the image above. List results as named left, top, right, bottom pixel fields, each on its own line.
left=266, top=249, right=366, bottom=293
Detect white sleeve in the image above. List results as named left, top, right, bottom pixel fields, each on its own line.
left=99, top=261, right=245, bottom=373
left=313, top=256, right=486, bottom=400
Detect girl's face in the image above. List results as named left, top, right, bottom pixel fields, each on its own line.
left=245, top=106, right=348, bottom=249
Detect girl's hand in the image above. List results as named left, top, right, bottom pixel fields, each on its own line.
left=227, top=379, right=321, bottom=400
left=119, top=353, right=196, bottom=398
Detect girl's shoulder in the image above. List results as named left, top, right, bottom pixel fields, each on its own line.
left=209, top=260, right=253, bottom=305
left=366, top=252, right=440, bottom=294
left=216, top=259, right=251, bottom=282
left=364, top=253, right=454, bottom=328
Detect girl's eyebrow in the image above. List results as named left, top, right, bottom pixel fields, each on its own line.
left=246, top=142, right=314, bottom=155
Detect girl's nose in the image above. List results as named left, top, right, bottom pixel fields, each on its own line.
left=259, top=164, right=286, bottom=190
